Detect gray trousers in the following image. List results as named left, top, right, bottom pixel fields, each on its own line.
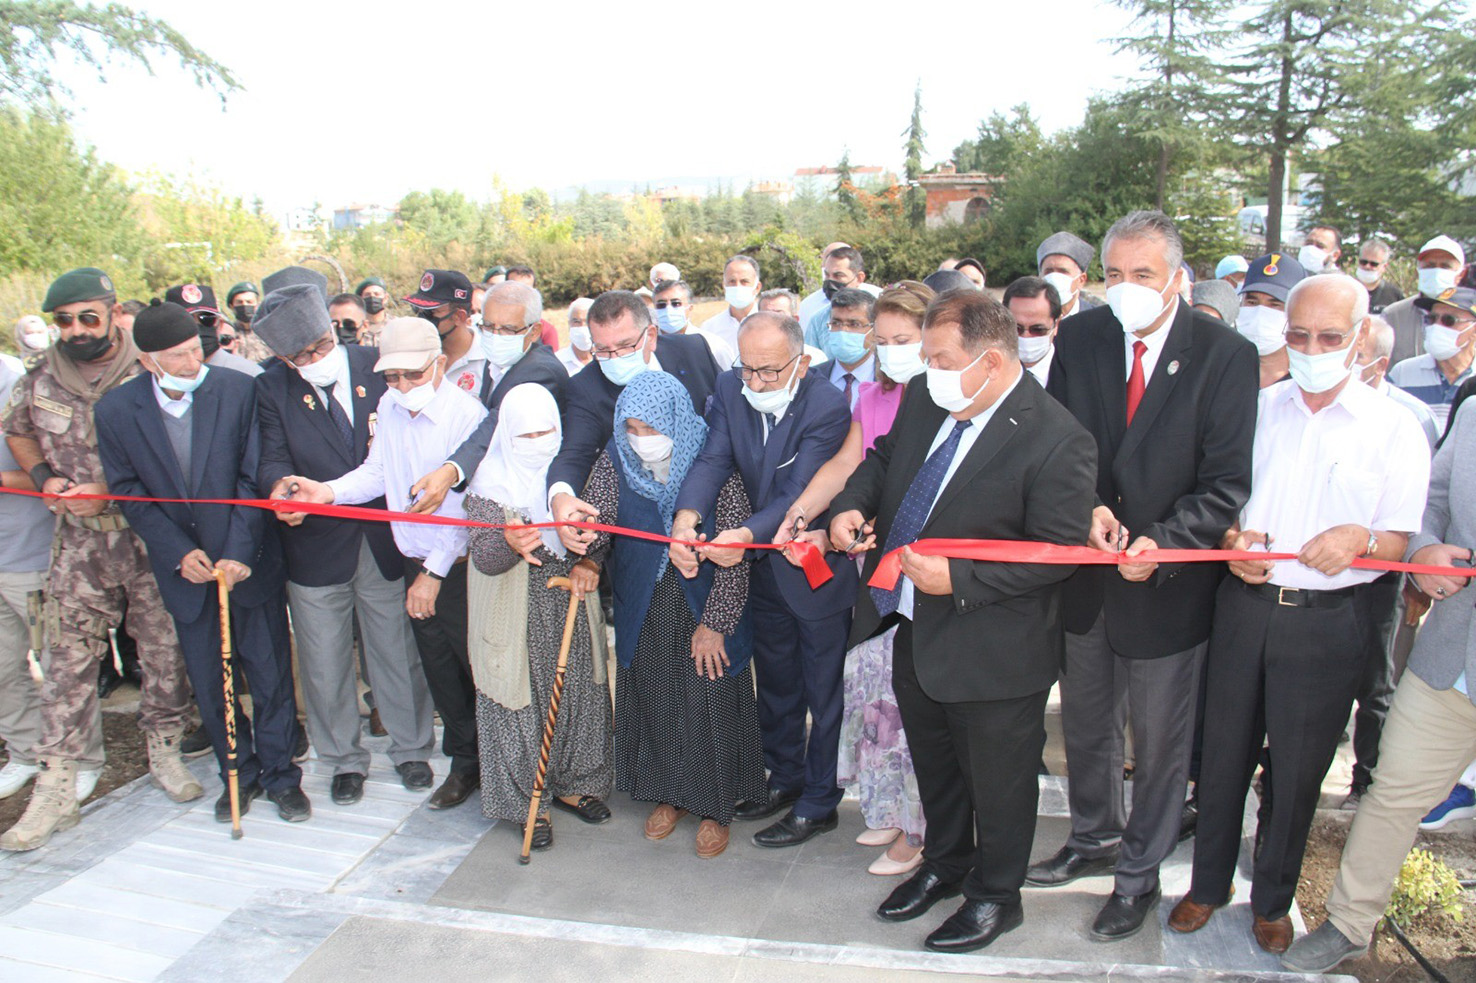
left=286, top=541, right=435, bottom=774
left=1059, top=612, right=1204, bottom=895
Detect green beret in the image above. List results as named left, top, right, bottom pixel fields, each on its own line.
left=226, top=281, right=259, bottom=305
left=42, top=267, right=115, bottom=313
left=482, top=266, right=507, bottom=282
left=355, top=276, right=386, bottom=295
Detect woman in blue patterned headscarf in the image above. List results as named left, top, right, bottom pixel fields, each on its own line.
left=582, top=371, right=766, bottom=858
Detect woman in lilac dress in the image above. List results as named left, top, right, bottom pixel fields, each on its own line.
left=777, top=281, right=934, bottom=875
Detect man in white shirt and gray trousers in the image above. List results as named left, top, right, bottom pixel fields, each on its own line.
left=1168, top=275, right=1430, bottom=957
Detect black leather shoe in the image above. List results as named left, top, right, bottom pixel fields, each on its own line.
left=331, top=772, right=365, bottom=805
left=293, top=722, right=310, bottom=762
left=552, top=794, right=612, bottom=825
left=1024, top=846, right=1118, bottom=887
left=396, top=761, right=434, bottom=791
left=751, top=809, right=837, bottom=848
left=1091, top=886, right=1161, bottom=941
left=267, top=785, right=312, bottom=822
left=214, top=780, right=262, bottom=822
left=1178, top=794, right=1199, bottom=842
left=733, top=787, right=801, bottom=821
left=181, top=726, right=213, bottom=758
left=526, top=815, right=553, bottom=851
left=877, top=869, right=964, bottom=922
left=428, top=771, right=479, bottom=810
left=925, top=900, right=1024, bottom=953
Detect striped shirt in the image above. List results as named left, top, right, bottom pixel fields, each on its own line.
left=1387, top=353, right=1474, bottom=428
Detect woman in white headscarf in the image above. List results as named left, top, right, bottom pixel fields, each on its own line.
left=464, top=383, right=612, bottom=851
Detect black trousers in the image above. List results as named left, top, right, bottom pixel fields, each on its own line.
left=404, top=558, right=477, bottom=776
left=1190, top=578, right=1363, bottom=919
left=1351, top=573, right=1400, bottom=789
left=892, top=619, right=1048, bottom=906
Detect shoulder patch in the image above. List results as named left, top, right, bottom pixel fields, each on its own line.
left=23, top=353, right=44, bottom=373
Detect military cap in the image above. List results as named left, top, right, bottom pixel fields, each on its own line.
left=1240, top=253, right=1307, bottom=303
left=262, top=266, right=329, bottom=305
left=1192, top=280, right=1241, bottom=326
left=403, top=269, right=473, bottom=310
left=254, top=283, right=332, bottom=357
left=226, top=281, right=259, bottom=305
left=1415, top=285, right=1476, bottom=318
left=133, top=300, right=199, bottom=353
left=482, top=266, right=508, bottom=282
left=1036, top=232, right=1095, bottom=275
left=42, top=268, right=115, bottom=313
left=164, top=283, right=223, bottom=316
left=354, top=276, right=386, bottom=295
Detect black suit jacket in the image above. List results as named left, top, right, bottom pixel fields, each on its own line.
left=834, top=374, right=1097, bottom=703
left=445, top=342, right=571, bottom=483
left=1045, top=301, right=1257, bottom=657
left=254, top=344, right=402, bottom=587
left=96, top=369, right=284, bottom=623
left=546, top=331, right=720, bottom=495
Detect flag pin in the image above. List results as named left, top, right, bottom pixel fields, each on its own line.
left=303, top=393, right=316, bottom=410
left=355, top=385, right=366, bottom=398
left=1167, top=360, right=1180, bottom=376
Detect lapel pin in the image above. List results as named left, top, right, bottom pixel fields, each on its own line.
left=303, top=393, right=316, bottom=411
left=1167, top=360, right=1180, bottom=376
left=355, top=385, right=366, bottom=399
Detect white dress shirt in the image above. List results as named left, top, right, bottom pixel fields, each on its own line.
left=1025, top=346, right=1055, bottom=388
left=899, top=368, right=1024, bottom=618
left=1124, top=299, right=1179, bottom=383
left=1241, top=378, right=1430, bottom=590
left=699, top=308, right=753, bottom=355
left=828, top=352, right=876, bottom=411
left=152, top=377, right=195, bottom=419
left=328, top=380, right=488, bottom=576
left=555, top=346, right=589, bottom=376
left=688, top=327, right=736, bottom=370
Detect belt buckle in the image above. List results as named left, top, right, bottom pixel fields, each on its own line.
left=1276, top=586, right=1299, bottom=607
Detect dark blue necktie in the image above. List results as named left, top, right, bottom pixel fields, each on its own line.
left=871, top=419, right=971, bottom=616
left=323, top=381, right=354, bottom=450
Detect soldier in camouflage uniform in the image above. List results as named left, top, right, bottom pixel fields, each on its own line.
left=0, top=268, right=202, bottom=851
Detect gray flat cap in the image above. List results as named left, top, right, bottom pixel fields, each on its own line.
left=1036, top=232, right=1094, bottom=274
left=1192, top=280, right=1240, bottom=327
left=254, top=283, right=331, bottom=356
left=262, top=265, right=329, bottom=304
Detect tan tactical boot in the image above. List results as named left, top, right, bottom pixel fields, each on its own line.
left=147, top=729, right=204, bottom=803
left=0, top=758, right=80, bottom=851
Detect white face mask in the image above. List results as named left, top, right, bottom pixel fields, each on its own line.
left=725, top=284, right=757, bottom=311
left=1236, top=305, right=1288, bottom=356
left=158, top=363, right=209, bottom=394
left=19, top=330, right=53, bottom=352
left=387, top=374, right=438, bottom=413
left=1298, top=244, right=1330, bottom=273
left=1016, top=333, right=1053, bottom=365
left=1106, top=277, right=1176, bottom=334
left=741, top=359, right=800, bottom=415
left=1355, top=266, right=1382, bottom=286
left=628, top=432, right=673, bottom=465
left=1286, top=342, right=1355, bottom=394
left=481, top=328, right=530, bottom=369
left=510, top=432, right=559, bottom=468
left=1042, top=272, right=1077, bottom=309
left=296, top=341, right=345, bottom=388
left=1424, top=321, right=1469, bottom=361
left=569, top=325, right=592, bottom=351
left=1419, top=266, right=1459, bottom=300
left=926, top=350, right=988, bottom=413
left=876, top=341, right=925, bottom=383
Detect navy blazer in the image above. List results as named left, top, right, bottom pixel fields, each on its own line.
left=255, top=344, right=402, bottom=588
left=547, top=331, right=720, bottom=496
left=1046, top=301, right=1258, bottom=657
left=446, top=342, right=570, bottom=483
left=96, top=368, right=284, bottom=624
left=676, top=369, right=858, bottom=618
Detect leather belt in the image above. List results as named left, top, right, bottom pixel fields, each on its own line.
left=1241, top=579, right=1354, bottom=609
left=62, top=512, right=129, bottom=533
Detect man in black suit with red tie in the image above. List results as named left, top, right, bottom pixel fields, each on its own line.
left=830, top=289, right=1097, bottom=953
left=1031, top=210, right=1258, bottom=942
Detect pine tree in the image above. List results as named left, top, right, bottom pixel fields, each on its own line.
left=902, top=82, right=927, bottom=227
left=834, top=149, right=861, bottom=222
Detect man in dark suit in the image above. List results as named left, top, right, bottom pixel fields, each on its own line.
left=252, top=284, right=437, bottom=807
left=94, top=302, right=308, bottom=822
left=670, top=311, right=858, bottom=847
left=469, top=280, right=569, bottom=413
left=829, top=289, right=1097, bottom=953
left=1032, top=210, right=1258, bottom=941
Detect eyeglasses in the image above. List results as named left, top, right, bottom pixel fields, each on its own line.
left=331, top=318, right=360, bottom=332
left=282, top=338, right=336, bottom=367
left=381, top=361, right=436, bottom=385
left=1431, top=313, right=1475, bottom=329
left=481, top=323, right=534, bottom=337
left=653, top=299, right=687, bottom=310
left=1016, top=324, right=1055, bottom=337
left=591, top=329, right=649, bottom=360
left=1285, top=328, right=1355, bottom=349
left=827, top=319, right=872, bottom=332
left=735, top=353, right=801, bottom=384
left=52, top=311, right=103, bottom=328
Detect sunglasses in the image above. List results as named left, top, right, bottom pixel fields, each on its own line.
left=218, top=333, right=237, bottom=345
left=52, top=311, right=103, bottom=328
left=1432, top=313, right=1475, bottom=329
left=193, top=311, right=222, bottom=329
left=381, top=362, right=435, bottom=385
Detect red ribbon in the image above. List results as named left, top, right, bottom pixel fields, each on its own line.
left=867, top=538, right=1476, bottom=590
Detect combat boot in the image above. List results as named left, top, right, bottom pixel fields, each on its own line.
left=147, top=729, right=204, bottom=802
left=0, top=758, right=80, bottom=851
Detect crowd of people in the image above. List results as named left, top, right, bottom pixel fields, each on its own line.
left=0, top=211, right=1473, bottom=970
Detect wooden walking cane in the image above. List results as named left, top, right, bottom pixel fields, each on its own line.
left=214, top=570, right=243, bottom=840
left=519, top=576, right=580, bottom=864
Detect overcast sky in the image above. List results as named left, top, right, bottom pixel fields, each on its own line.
left=63, top=0, right=1143, bottom=214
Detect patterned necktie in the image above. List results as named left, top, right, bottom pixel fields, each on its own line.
left=1126, top=340, right=1147, bottom=425
left=762, top=412, right=777, bottom=443
left=322, top=381, right=354, bottom=449
left=843, top=372, right=856, bottom=407
left=871, top=419, right=972, bottom=616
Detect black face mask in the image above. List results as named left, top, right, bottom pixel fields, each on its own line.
left=423, top=310, right=453, bottom=336
left=362, top=296, right=385, bottom=315
left=58, top=330, right=113, bottom=363
left=822, top=279, right=844, bottom=301
left=336, top=321, right=359, bottom=346
left=198, top=325, right=220, bottom=358
left=232, top=303, right=256, bottom=323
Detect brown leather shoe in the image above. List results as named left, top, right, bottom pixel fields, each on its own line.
left=696, top=819, right=729, bottom=859
left=427, top=771, right=478, bottom=810
left=1168, top=886, right=1234, bottom=933
left=368, top=708, right=387, bottom=737
left=644, top=803, right=688, bottom=840
left=1253, top=914, right=1293, bottom=954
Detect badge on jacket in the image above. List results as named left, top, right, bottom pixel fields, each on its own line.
left=303, top=393, right=316, bottom=411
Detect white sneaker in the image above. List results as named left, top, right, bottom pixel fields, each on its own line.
left=75, top=767, right=101, bottom=803
left=0, top=761, right=40, bottom=799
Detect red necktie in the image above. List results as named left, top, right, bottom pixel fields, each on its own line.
left=1126, top=341, right=1147, bottom=425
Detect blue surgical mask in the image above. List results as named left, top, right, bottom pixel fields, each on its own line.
left=655, top=306, right=688, bottom=334
left=827, top=328, right=872, bottom=364
left=597, top=329, right=652, bottom=386
left=159, top=364, right=209, bottom=394
left=481, top=328, right=530, bottom=368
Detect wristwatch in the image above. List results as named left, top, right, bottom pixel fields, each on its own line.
left=422, top=568, right=444, bottom=581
